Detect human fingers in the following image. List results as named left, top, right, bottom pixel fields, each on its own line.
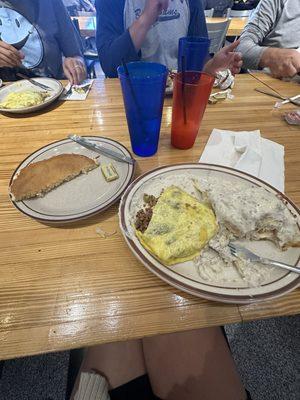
left=223, top=39, right=241, bottom=54
left=77, top=63, right=87, bottom=84
left=63, top=61, right=75, bottom=85
left=280, top=59, right=298, bottom=78
left=0, top=52, right=18, bottom=67
left=0, top=41, right=23, bottom=66
left=67, top=58, right=86, bottom=85
left=73, top=62, right=84, bottom=85
left=292, top=52, right=300, bottom=74
left=71, top=58, right=86, bottom=85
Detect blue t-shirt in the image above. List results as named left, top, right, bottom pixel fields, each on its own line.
left=0, top=0, right=82, bottom=80
left=96, top=0, right=208, bottom=77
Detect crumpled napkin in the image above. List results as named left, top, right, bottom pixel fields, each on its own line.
left=285, top=110, right=300, bottom=125
left=199, top=129, right=285, bottom=192
left=214, top=70, right=235, bottom=90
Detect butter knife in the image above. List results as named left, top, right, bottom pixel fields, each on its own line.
left=16, top=72, right=54, bottom=91
left=68, top=134, right=135, bottom=165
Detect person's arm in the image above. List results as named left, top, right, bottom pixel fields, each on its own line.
left=54, top=0, right=84, bottom=58
left=53, top=0, right=86, bottom=84
left=96, top=0, right=168, bottom=78
left=96, top=0, right=139, bottom=78
left=187, top=0, right=208, bottom=38
left=129, top=0, right=169, bottom=51
left=236, top=0, right=280, bottom=70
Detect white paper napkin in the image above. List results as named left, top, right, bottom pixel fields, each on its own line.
left=60, top=79, right=94, bottom=101
left=200, top=129, right=285, bottom=192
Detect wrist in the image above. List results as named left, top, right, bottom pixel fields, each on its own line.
left=259, top=47, right=276, bottom=69
left=203, top=59, right=217, bottom=77
left=137, top=12, right=153, bottom=32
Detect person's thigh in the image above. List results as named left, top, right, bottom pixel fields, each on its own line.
left=143, top=327, right=246, bottom=400
left=77, top=339, right=146, bottom=389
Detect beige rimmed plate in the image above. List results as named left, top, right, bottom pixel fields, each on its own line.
left=119, top=163, right=300, bottom=304
left=9, top=136, right=135, bottom=224
left=0, top=78, right=63, bottom=114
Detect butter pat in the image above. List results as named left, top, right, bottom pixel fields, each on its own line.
left=101, top=163, right=119, bottom=182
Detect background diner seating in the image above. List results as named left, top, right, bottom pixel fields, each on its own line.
left=204, top=8, right=215, bottom=17
left=207, top=19, right=231, bottom=54
left=229, top=9, right=253, bottom=18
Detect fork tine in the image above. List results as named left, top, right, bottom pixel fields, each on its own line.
left=228, top=243, right=238, bottom=257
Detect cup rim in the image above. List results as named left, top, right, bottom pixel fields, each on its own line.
left=117, top=62, right=168, bottom=80
left=174, top=71, right=215, bottom=85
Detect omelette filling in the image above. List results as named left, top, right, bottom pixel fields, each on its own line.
left=135, top=186, right=218, bottom=266
left=0, top=90, right=49, bottom=109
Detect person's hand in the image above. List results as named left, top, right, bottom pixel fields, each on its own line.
left=203, top=40, right=243, bottom=76
left=142, top=0, right=169, bottom=28
left=259, top=48, right=300, bottom=79
left=0, top=41, right=24, bottom=68
left=63, top=57, right=87, bottom=85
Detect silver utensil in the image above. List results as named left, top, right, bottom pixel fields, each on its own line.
left=229, top=243, right=300, bottom=274
left=16, top=72, right=54, bottom=91
left=64, top=85, right=73, bottom=97
left=255, top=88, right=300, bottom=106
left=248, top=70, right=300, bottom=106
left=68, top=134, right=135, bottom=165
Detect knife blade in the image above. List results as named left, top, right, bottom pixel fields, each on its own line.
left=68, top=135, right=135, bottom=165
left=16, top=72, right=54, bottom=91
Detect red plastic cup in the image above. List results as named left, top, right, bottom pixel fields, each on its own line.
left=171, top=71, right=214, bottom=149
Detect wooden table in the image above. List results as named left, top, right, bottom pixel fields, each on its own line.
left=0, top=75, right=299, bottom=361
left=74, top=16, right=247, bottom=38
left=206, top=17, right=248, bottom=36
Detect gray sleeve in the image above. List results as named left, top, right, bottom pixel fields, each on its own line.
left=237, top=0, right=281, bottom=70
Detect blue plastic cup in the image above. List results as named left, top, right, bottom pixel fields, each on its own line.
left=117, top=62, right=168, bottom=157
left=178, top=36, right=211, bottom=72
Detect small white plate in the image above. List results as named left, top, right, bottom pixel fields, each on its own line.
left=10, top=137, right=135, bottom=224
left=0, top=78, right=63, bottom=114
left=0, top=79, right=2, bottom=88
left=119, top=163, right=300, bottom=304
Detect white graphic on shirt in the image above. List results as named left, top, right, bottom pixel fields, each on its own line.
left=0, top=6, right=43, bottom=69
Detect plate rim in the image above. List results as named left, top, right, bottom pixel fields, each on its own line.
left=9, top=136, right=136, bottom=224
left=0, top=78, right=64, bottom=113
left=119, top=162, right=300, bottom=304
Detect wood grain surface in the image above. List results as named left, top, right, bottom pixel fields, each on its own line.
left=0, top=74, right=299, bottom=361
left=76, top=16, right=247, bottom=38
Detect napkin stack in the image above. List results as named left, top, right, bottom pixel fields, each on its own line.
left=200, top=129, right=285, bottom=192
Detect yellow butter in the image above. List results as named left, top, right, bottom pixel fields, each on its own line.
left=101, top=163, right=119, bottom=182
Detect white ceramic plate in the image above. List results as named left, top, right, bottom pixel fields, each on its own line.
left=119, top=164, right=300, bottom=304
left=0, top=78, right=63, bottom=114
left=10, top=136, right=135, bottom=224
left=0, top=79, right=2, bottom=88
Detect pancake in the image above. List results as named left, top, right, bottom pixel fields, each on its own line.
left=10, top=154, right=98, bottom=201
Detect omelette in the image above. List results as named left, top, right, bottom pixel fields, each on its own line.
left=135, top=186, right=218, bottom=266
left=0, top=90, right=49, bottom=109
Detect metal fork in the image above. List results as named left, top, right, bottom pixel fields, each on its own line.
left=228, top=243, right=300, bottom=274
